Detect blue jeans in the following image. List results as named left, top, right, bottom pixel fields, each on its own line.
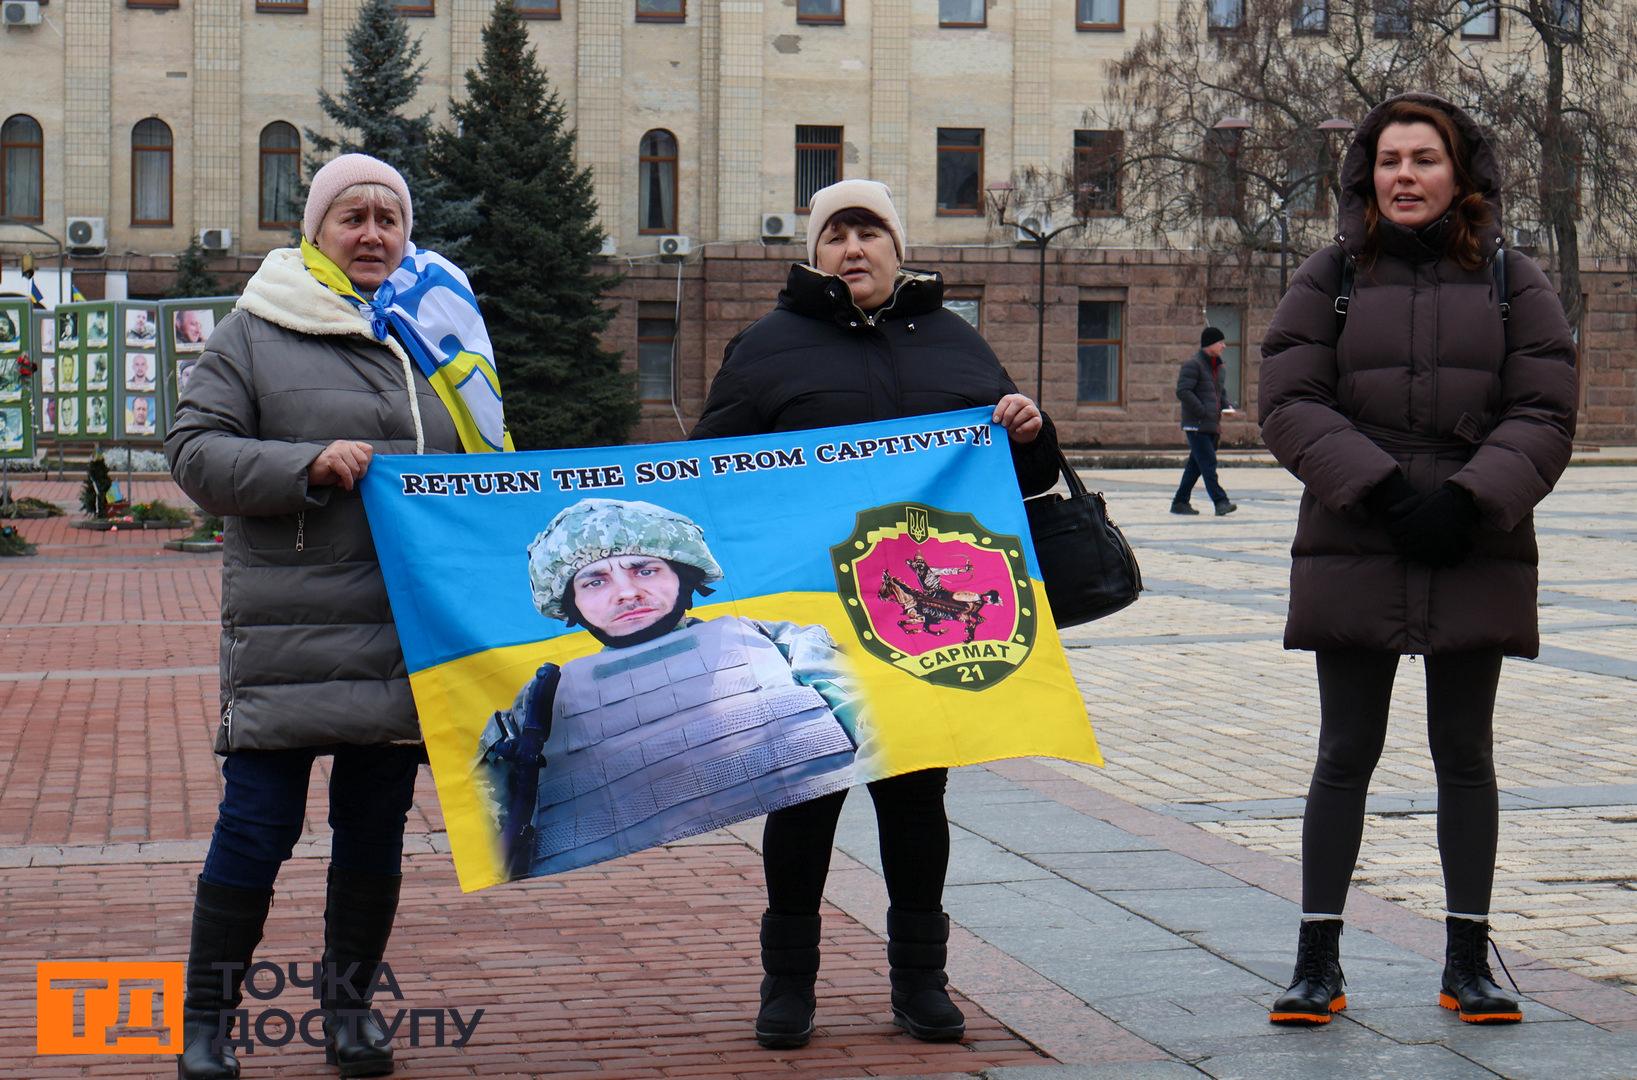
left=201, top=745, right=422, bottom=891
left=1175, top=430, right=1228, bottom=506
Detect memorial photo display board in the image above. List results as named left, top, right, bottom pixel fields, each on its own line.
left=0, top=299, right=34, bottom=461
left=157, top=297, right=236, bottom=433
left=50, top=301, right=163, bottom=445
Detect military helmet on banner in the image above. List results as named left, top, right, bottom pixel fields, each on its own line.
left=526, top=498, right=725, bottom=621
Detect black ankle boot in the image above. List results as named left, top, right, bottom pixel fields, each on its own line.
left=320, top=866, right=402, bottom=1077
left=1440, top=917, right=1522, bottom=1023
left=1268, top=919, right=1346, bottom=1024
left=886, top=908, right=965, bottom=1042
left=177, top=877, right=272, bottom=1080
left=755, top=911, right=820, bottom=1049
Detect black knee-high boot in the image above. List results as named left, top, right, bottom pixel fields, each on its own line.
left=178, top=878, right=273, bottom=1080
left=886, top=908, right=965, bottom=1042
left=321, top=866, right=402, bottom=1077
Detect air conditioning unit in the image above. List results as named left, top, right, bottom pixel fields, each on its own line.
left=199, top=227, right=232, bottom=252
left=1015, top=207, right=1052, bottom=244
left=761, top=212, right=796, bottom=241
left=657, top=234, right=691, bottom=259
left=66, top=216, right=107, bottom=254
left=2, top=1, right=42, bottom=27
left=598, top=235, right=618, bottom=257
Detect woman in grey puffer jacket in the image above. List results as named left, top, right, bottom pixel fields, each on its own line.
left=1258, top=94, right=1576, bottom=1028
left=166, top=155, right=462, bottom=1080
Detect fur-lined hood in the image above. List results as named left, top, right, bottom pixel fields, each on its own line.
left=237, top=247, right=410, bottom=365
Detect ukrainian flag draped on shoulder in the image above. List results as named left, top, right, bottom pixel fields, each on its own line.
left=302, top=238, right=513, bottom=453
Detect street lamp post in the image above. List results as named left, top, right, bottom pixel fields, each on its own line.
left=984, top=181, right=1085, bottom=403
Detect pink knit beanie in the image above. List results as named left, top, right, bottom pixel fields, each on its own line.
left=805, top=179, right=906, bottom=266
left=303, top=153, right=414, bottom=244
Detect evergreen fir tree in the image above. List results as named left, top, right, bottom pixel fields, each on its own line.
left=304, top=0, right=476, bottom=258
left=167, top=238, right=223, bottom=298
left=431, top=0, right=636, bottom=449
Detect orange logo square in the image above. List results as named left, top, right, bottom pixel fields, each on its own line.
left=36, top=962, right=184, bottom=1055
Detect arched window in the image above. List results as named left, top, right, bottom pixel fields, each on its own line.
left=638, top=130, right=678, bottom=234
left=1, top=115, right=43, bottom=223
left=259, top=122, right=302, bottom=229
left=132, top=118, right=173, bottom=227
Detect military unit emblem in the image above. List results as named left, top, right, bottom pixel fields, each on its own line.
left=831, top=503, right=1038, bottom=690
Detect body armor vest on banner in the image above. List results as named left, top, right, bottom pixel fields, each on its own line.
left=525, top=617, right=857, bottom=875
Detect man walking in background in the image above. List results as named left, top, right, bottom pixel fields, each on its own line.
left=1172, top=326, right=1237, bottom=516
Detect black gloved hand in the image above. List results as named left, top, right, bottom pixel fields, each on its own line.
left=1364, top=470, right=1419, bottom=520
left=1386, top=482, right=1480, bottom=567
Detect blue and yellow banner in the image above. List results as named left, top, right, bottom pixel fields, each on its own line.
left=362, top=408, right=1100, bottom=892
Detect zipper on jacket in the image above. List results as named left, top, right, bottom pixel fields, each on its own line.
left=296, top=511, right=305, bottom=552
left=863, top=282, right=909, bottom=327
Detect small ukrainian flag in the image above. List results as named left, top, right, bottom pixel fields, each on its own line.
left=28, top=277, right=45, bottom=308
left=70, top=285, right=86, bottom=303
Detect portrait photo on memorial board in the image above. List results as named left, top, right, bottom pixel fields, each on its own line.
left=0, top=407, right=20, bottom=451
left=0, top=309, right=19, bottom=353
left=126, top=352, right=156, bottom=392
left=174, top=357, right=197, bottom=398
left=56, top=311, right=77, bottom=350
left=57, top=353, right=79, bottom=392
left=173, top=308, right=214, bottom=352
left=39, top=396, right=55, bottom=434
left=86, top=309, right=109, bottom=349
left=0, top=355, right=18, bottom=402
left=124, top=395, right=156, bottom=437
left=41, top=355, right=55, bottom=393
left=39, top=315, right=55, bottom=355
left=86, top=395, right=109, bottom=436
left=86, top=352, right=109, bottom=392
left=126, top=308, right=159, bottom=347
left=58, top=396, right=79, bottom=436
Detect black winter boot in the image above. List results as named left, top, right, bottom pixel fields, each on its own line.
left=1268, top=919, right=1346, bottom=1024
left=755, top=911, right=821, bottom=1049
left=177, top=877, right=272, bottom=1080
left=321, top=866, right=402, bottom=1077
left=1440, top=917, right=1522, bottom=1023
left=886, top=908, right=965, bottom=1042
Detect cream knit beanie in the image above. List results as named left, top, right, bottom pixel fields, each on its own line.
left=303, top=153, right=414, bottom=244
left=805, top=179, right=906, bottom=266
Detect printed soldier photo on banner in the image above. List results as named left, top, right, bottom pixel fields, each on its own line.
left=126, top=352, right=156, bottom=392
left=0, top=308, right=19, bottom=352
left=173, top=308, right=214, bottom=352
left=475, top=498, right=864, bottom=881
left=86, top=394, right=109, bottom=435
left=85, top=352, right=109, bottom=392
left=56, top=310, right=78, bottom=349
left=0, top=407, right=21, bottom=451
left=86, top=309, right=109, bottom=348
left=125, top=308, right=158, bottom=347
left=832, top=503, right=1040, bottom=690
left=57, top=352, right=79, bottom=392
left=58, top=395, right=79, bottom=435
left=125, top=395, right=155, bottom=437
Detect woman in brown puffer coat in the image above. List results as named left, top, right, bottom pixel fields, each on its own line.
left=1258, top=93, right=1577, bottom=1027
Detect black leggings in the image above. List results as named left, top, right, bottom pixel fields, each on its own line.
left=762, top=768, right=950, bottom=916
left=1302, top=649, right=1503, bottom=916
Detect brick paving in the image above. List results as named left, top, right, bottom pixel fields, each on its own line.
left=2, top=463, right=1634, bottom=1078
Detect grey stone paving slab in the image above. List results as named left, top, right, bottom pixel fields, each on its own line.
left=1343, top=1001, right=1575, bottom=1045
left=1004, top=877, right=1205, bottom=943
left=949, top=796, right=1161, bottom=854
left=1052, top=850, right=1247, bottom=892
left=1198, top=1039, right=1500, bottom=1080
left=1012, top=935, right=1275, bottom=1003
left=1441, top=1021, right=1637, bottom=1080
left=987, top=1065, right=1209, bottom=1079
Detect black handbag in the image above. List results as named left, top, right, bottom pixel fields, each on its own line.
left=1023, top=449, right=1143, bottom=627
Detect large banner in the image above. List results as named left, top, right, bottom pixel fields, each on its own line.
left=362, top=408, right=1101, bottom=892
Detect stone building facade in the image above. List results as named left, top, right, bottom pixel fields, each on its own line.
left=2, top=1, right=1631, bottom=445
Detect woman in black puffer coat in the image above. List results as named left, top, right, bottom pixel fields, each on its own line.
left=692, top=179, right=1059, bottom=1050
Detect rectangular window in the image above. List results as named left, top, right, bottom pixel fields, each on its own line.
left=1073, top=130, right=1122, bottom=216
left=944, top=298, right=981, bottom=329
left=1207, top=0, right=1243, bottom=30
left=1552, top=0, right=1581, bottom=35
left=1205, top=304, right=1245, bottom=405
left=1076, top=0, right=1121, bottom=30
left=1459, top=1, right=1498, bottom=37
left=1, top=117, right=44, bottom=223
left=936, top=128, right=983, bottom=215
left=1076, top=300, right=1123, bottom=405
left=255, top=0, right=309, bottom=11
left=515, top=0, right=561, bottom=17
left=795, top=126, right=843, bottom=211
left=1292, top=0, right=1327, bottom=33
left=636, top=0, right=685, bottom=21
left=1374, top=0, right=1411, bottom=36
left=797, top=0, right=844, bottom=24
left=1203, top=128, right=1243, bottom=218
left=939, top=0, right=986, bottom=28
left=1284, top=136, right=1330, bottom=217
left=637, top=302, right=676, bottom=404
